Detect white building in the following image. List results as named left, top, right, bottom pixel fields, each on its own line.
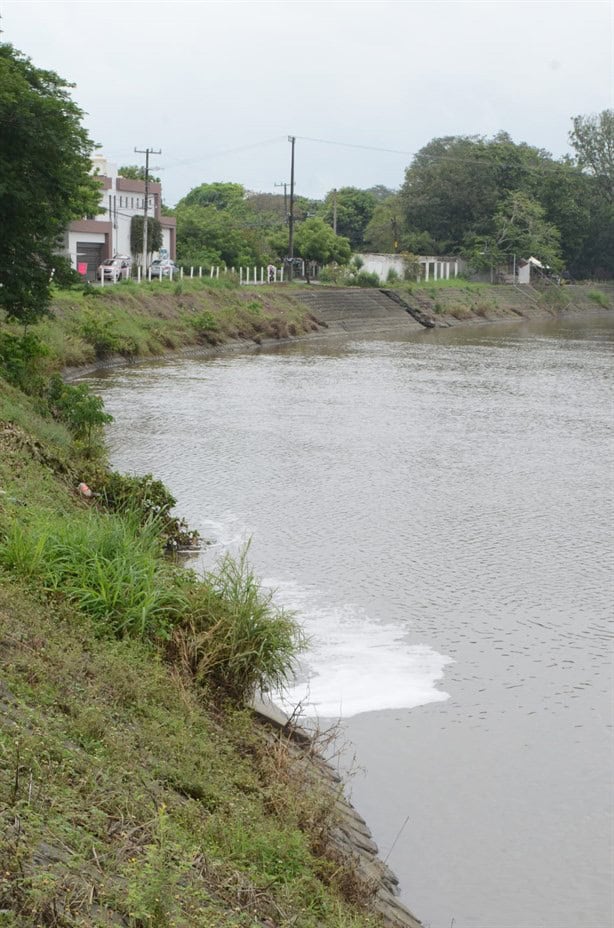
left=61, top=156, right=176, bottom=281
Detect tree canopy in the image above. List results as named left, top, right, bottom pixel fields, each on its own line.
left=118, top=164, right=161, bottom=183
left=0, top=43, right=99, bottom=322
left=319, top=187, right=377, bottom=249
left=294, top=218, right=351, bottom=264
left=397, top=123, right=614, bottom=277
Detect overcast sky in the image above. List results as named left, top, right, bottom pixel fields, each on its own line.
left=2, top=0, right=613, bottom=205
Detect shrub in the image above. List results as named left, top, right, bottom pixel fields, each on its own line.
left=99, top=471, right=199, bottom=551
left=588, top=290, right=610, bottom=308
left=0, top=331, right=48, bottom=393
left=353, top=271, right=380, bottom=288
left=386, top=268, right=400, bottom=283
left=171, top=547, right=305, bottom=700
left=77, top=310, right=121, bottom=357
left=47, top=374, right=113, bottom=455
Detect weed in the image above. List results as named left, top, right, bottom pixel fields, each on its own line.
left=588, top=289, right=610, bottom=308
left=171, top=546, right=306, bottom=700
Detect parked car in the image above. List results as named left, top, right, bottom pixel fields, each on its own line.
left=97, top=256, right=131, bottom=282
left=149, top=259, right=180, bottom=279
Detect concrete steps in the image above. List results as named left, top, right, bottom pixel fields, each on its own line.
left=295, top=287, right=425, bottom=335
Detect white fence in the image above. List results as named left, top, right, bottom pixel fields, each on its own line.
left=97, top=265, right=285, bottom=286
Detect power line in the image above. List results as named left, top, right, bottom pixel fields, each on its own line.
left=158, top=136, right=286, bottom=172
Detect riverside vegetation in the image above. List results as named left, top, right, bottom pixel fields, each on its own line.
left=0, top=280, right=397, bottom=928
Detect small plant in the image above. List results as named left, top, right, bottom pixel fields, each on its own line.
left=0, top=331, right=48, bottom=393
left=588, top=290, right=610, bottom=308
left=171, top=546, right=305, bottom=700
left=386, top=268, right=400, bottom=283
left=99, top=471, right=199, bottom=551
left=77, top=309, right=121, bottom=357
left=47, top=374, right=113, bottom=455
left=189, top=310, right=219, bottom=334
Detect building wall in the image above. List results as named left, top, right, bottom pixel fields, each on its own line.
left=358, top=253, right=466, bottom=283
left=359, top=253, right=407, bottom=281
left=63, top=156, right=175, bottom=270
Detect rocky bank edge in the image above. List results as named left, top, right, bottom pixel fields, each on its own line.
left=251, top=697, right=422, bottom=928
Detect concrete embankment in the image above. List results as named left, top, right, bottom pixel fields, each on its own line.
left=252, top=696, right=423, bottom=928
left=294, top=282, right=614, bottom=333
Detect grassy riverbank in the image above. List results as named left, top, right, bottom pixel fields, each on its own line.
left=36, top=278, right=321, bottom=372
left=0, top=373, right=396, bottom=927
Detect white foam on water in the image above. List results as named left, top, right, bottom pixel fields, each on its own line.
left=195, top=519, right=452, bottom=720
left=266, top=579, right=453, bottom=720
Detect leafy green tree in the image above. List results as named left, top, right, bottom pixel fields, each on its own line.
left=569, top=110, right=614, bottom=203
left=469, top=191, right=562, bottom=270
left=0, top=44, right=100, bottom=323
left=118, top=164, right=161, bottom=183
left=178, top=182, right=246, bottom=211
left=175, top=204, right=264, bottom=267
left=294, top=218, right=351, bottom=264
left=363, top=195, right=404, bottom=252
left=130, top=216, right=163, bottom=261
left=319, top=187, right=377, bottom=249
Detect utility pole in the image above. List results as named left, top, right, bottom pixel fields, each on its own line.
left=332, top=188, right=337, bottom=234
left=274, top=181, right=288, bottom=221
left=288, top=136, right=296, bottom=281
left=134, top=146, right=161, bottom=276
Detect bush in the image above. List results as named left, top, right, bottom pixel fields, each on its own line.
left=0, top=331, right=48, bottom=393
left=353, top=271, right=380, bottom=288
left=99, top=471, right=199, bottom=551
left=171, top=547, right=305, bottom=700
left=588, top=290, right=610, bottom=308
left=47, top=374, right=113, bottom=455
left=77, top=310, right=121, bottom=357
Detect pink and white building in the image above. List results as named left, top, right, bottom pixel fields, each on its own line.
left=60, top=155, right=176, bottom=280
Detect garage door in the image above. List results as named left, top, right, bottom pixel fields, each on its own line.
left=76, top=242, right=104, bottom=282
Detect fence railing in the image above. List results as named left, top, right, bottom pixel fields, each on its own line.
left=95, top=265, right=285, bottom=286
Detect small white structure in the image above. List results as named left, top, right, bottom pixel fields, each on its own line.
left=60, top=156, right=176, bottom=281
left=516, top=256, right=545, bottom=285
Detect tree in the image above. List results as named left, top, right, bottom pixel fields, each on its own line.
left=319, top=187, right=377, bottom=249
left=178, top=182, right=246, bottom=211
left=294, top=218, right=351, bottom=264
left=569, top=110, right=614, bottom=203
left=492, top=191, right=562, bottom=268
left=130, top=216, right=163, bottom=262
left=118, top=164, right=161, bottom=183
left=0, top=44, right=100, bottom=323
left=363, top=195, right=404, bottom=252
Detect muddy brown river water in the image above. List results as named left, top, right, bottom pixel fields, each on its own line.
left=85, top=312, right=614, bottom=928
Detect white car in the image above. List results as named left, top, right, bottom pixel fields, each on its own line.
left=97, top=256, right=131, bottom=281
left=149, top=259, right=180, bottom=279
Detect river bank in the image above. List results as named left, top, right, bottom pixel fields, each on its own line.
left=42, top=278, right=611, bottom=381
left=0, top=342, right=423, bottom=927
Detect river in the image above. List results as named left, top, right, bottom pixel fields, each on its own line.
left=85, top=312, right=614, bottom=928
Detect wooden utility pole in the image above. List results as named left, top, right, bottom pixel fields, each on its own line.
left=288, top=136, right=296, bottom=281
left=274, top=181, right=289, bottom=221
left=332, top=188, right=338, bottom=234
left=134, top=146, right=161, bottom=276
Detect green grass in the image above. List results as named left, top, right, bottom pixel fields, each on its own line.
left=587, top=289, right=610, bottom=308
left=0, top=373, right=385, bottom=927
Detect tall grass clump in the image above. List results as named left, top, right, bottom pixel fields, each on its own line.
left=0, top=510, right=184, bottom=639
left=587, top=289, right=610, bottom=308
left=172, top=547, right=306, bottom=700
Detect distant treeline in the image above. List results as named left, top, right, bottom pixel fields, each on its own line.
left=168, top=112, right=613, bottom=280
